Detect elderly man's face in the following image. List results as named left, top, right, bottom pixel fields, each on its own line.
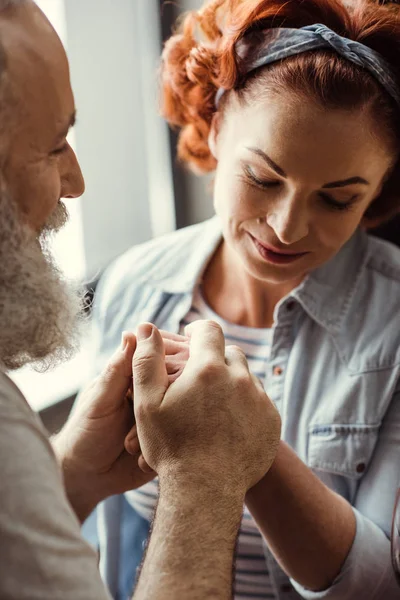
left=1, top=0, right=84, bottom=232
left=0, top=1, right=86, bottom=371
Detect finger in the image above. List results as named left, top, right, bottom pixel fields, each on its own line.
left=167, top=370, right=183, bottom=384
left=133, top=324, right=169, bottom=415
left=160, top=330, right=189, bottom=344
left=138, top=453, right=155, bottom=473
left=124, top=425, right=141, bottom=456
left=163, top=338, right=189, bottom=357
left=166, top=354, right=186, bottom=377
left=125, top=437, right=140, bottom=456
left=185, top=320, right=226, bottom=366
left=165, top=341, right=189, bottom=370
left=92, top=331, right=137, bottom=407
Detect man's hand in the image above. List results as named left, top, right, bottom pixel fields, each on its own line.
left=132, top=320, right=281, bottom=494
left=53, top=332, right=154, bottom=523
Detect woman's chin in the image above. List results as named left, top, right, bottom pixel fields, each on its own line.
left=243, top=254, right=309, bottom=287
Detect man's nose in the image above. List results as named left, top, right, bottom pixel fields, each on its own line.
left=61, top=144, right=85, bottom=199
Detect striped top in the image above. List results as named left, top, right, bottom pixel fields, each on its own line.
left=126, top=286, right=276, bottom=600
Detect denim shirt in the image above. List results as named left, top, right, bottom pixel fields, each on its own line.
left=93, top=217, right=400, bottom=600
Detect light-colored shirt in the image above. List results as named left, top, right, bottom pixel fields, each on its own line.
left=0, top=368, right=110, bottom=600
left=128, top=286, right=275, bottom=599
left=93, top=216, right=400, bottom=600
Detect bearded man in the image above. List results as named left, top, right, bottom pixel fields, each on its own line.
left=0, top=1, right=281, bottom=599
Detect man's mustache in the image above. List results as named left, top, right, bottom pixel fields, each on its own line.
left=41, top=200, right=69, bottom=236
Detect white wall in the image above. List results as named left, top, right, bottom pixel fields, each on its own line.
left=64, top=0, right=151, bottom=280
left=63, top=0, right=175, bottom=280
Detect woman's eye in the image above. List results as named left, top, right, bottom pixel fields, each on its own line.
left=244, top=166, right=280, bottom=189
left=319, top=192, right=354, bottom=212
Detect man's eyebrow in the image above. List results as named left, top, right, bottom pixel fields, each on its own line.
left=246, top=147, right=287, bottom=177
left=246, top=146, right=370, bottom=188
left=55, top=110, right=77, bottom=144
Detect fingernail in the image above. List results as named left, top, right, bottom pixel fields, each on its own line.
left=137, top=323, right=153, bottom=341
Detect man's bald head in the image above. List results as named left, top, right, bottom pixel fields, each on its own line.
left=0, top=1, right=29, bottom=148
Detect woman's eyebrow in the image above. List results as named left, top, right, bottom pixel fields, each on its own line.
left=246, top=147, right=287, bottom=177
left=246, top=146, right=370, bottom=188
left=322, top=177, right=370, bottom=188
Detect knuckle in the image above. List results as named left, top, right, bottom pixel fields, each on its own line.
left=189, top=319, right=223, bottom=336
left=134, top=401, right=147, bottom=423
left=226, top=344, right=246, bottom=359
left=235, top=370, right=252, bottom=389
left=206, top=319, right=223, bottom=334
left=134, top=399, right=159, bottom=421
left=196, top=360, right=223, bottom=381
left=133, top=351, right=153, bottom=372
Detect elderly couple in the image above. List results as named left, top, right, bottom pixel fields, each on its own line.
left=0, top=0, right=399, bottom=599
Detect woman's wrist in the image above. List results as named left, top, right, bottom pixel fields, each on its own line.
left=246, top=439, right=284, bottom=501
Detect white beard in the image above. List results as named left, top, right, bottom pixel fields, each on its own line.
left=0, top=192, right=86, bottom=371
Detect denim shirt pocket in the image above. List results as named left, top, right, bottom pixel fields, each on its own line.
left=307, top=423, right=380, bottom=479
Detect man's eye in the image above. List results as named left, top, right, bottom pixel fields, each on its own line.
left=51, top=143, right=68, bottom=156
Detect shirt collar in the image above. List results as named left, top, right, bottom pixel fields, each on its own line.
left=291, top=229, right=368, bottom=334
left=139, top=216, right=223, bottom=294
left=143, top=216, right=368, bottom=333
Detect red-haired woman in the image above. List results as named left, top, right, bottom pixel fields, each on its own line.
left=95, top=0, right=400, bottom=598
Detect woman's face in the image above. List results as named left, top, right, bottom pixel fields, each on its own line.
left=211, top=92, right=395, bottom=286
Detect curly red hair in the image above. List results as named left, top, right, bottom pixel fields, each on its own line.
left=160, top=0, right=400, bottom=223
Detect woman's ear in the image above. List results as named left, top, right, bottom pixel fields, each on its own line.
left=208, top=113, right=222, bottom=160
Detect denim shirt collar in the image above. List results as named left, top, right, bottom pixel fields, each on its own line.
left=143, top=216, right=368, bottom=335
left=291, top=229, right=368, bottom=334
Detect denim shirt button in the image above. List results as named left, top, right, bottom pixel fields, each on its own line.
left=286, top=301, right=296, bottom=311
left=273, top=366, right=283, bottom=376
left=356, top=462, right=366, bottom=474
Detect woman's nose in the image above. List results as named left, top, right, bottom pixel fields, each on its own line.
left=266, top=194, right=309, bottom=245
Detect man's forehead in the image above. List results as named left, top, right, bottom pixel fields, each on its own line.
left=0, top=0, right=74, bottom=146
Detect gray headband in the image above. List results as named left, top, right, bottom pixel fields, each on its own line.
left=215, top=23, right=400, bottom=108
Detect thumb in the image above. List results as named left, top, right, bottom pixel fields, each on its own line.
left=133, top=323, right=169, bottom=418
left=88, top=332, right=137, bottom=413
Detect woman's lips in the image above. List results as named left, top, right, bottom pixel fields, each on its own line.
left=249, top=234, right=309, bottom=265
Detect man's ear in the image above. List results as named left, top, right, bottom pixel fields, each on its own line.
left=208, top=113, right=222, bottom=160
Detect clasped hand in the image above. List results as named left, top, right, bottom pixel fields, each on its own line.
left=55, top=321, right=281, bottom=516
